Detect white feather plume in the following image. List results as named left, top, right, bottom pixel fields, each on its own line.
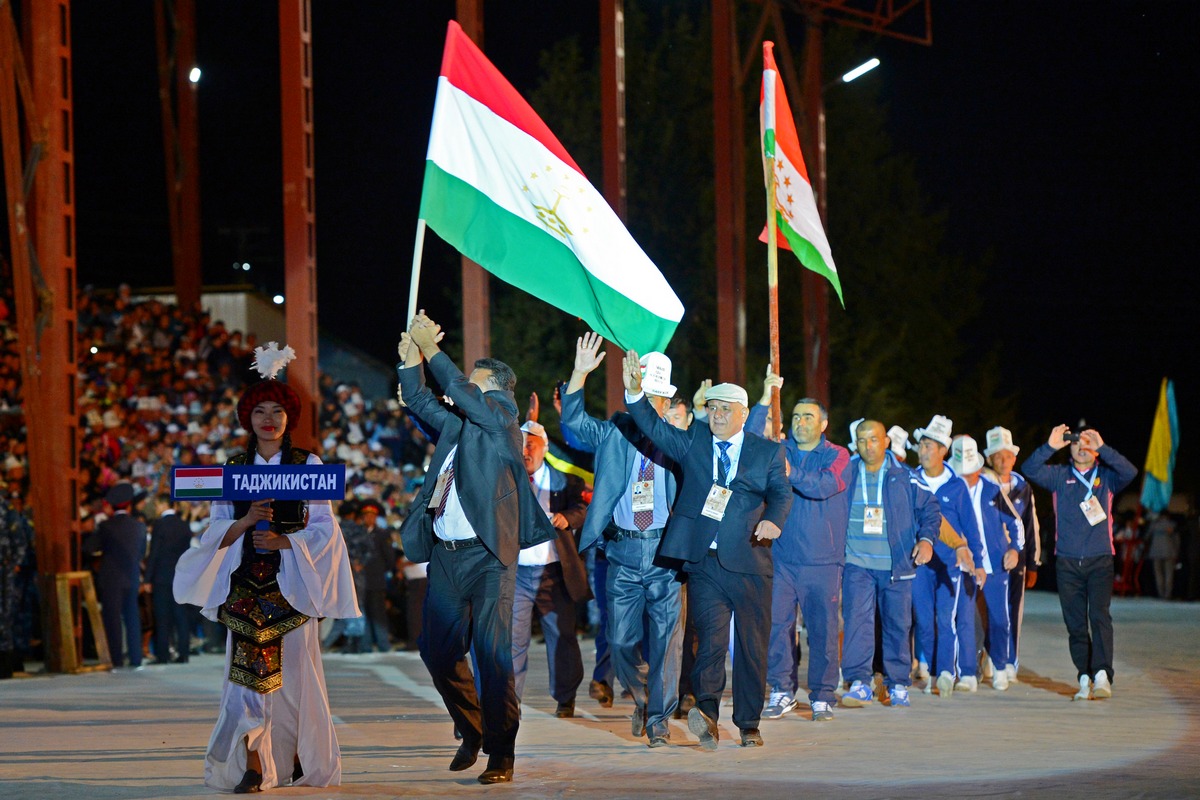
left=251, top=342, right=296, bottom=380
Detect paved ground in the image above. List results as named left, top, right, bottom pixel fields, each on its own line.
left=1, top=591, right=1198, bottom=800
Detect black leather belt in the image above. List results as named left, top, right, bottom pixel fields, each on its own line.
left=438, top=536, right=483, bottom=551
left=608, top=527, right=664, bottom=541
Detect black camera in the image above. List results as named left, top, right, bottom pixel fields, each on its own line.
left=1063, top=431, right=1081, bottom=443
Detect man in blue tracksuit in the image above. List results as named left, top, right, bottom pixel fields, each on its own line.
left=909, top=414, right=974, bottom=692
left=1022, top=424, right=1136, bottom=701
left=744, top=373, right=851, bottom=722
left=839, top=421, right=939, bottom=709
left=982, top=426, right=1041, bottom=683
left=951, top=436, right=1024, bottom=692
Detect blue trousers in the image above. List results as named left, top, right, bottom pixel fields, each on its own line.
left=689, top=553, right=770, bottom=730
left=841, top=564, right=911, bottom=689
left=588, top=549, right=614, bottom=686
left=605, top=534, right=682, bottom=738
left=419, top=543, right=518, bottom=757
left=511, top=563, right=583, bottom=706
left=933, top=562, right=976, bottom=678
left=913, top=562, right=937, bottom=667
left=766, top=562, right=841, bottom=705
left=978, top=569, right=1013, bottom=668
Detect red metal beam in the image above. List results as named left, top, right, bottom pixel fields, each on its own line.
left=154, top=0, right=202, bottom=312
left=600, top=0, right=627, bottom=414
left=5, top=0, right=82, bottom=672
left=712, top=0, right=746, bottom=387
left=787, top=0, right=932, bottom=45
left=457, top=0, right=490, bottom=366
left=279, top=0, right=319, bottom=449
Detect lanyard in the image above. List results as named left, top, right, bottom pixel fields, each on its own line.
left=1072, top=466, right=1096, bottom=501
left=859, top=463, right=884, bottom=506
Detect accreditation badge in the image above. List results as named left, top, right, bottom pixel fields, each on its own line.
left=632, top=480, right=655, bottom=513
left=863, top=506, right=885, bottom=535
left=1080, top=496, right=1107, bottom=526
left=701, top=484, right=733, bottom=521
left=429, top=469, right=451, bottom=507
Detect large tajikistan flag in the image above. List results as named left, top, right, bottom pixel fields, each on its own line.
left=419, top=21, right=684, bottom=353
left=760, top=42, right=843, bottom=305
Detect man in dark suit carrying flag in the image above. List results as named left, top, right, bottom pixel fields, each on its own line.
left=397, top=311, right=556, bottom=785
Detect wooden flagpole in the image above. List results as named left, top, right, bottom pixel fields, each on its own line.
left=407, top=218, right=427, bottom=326
left=765, top=50, right=783, bottom=441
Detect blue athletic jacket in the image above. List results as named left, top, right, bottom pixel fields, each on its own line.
left=746, top=405, right=851, bottom=566
left=1021, top=442, right=1137, bottom=559
left=840, top=452, right=941, bottom=582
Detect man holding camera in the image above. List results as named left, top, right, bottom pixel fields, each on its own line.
left=1022, top=425, right=1136, bottom=701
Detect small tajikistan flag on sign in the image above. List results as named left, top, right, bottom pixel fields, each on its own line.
left=174, top=467, right=224, bottom=499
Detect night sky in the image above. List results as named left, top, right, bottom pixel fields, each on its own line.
left=65, top=1, right=1197, bottom=492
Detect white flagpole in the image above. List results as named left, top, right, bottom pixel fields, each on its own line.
left=407, top=218, right=427, bottom=326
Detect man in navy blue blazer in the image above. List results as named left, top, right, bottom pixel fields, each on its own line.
left=622, top=350, right=792, bottom=750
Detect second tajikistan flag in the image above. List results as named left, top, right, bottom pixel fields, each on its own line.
left=760, top=42, right=843, bottom=305
left=419, top=21, right=684, bottom=354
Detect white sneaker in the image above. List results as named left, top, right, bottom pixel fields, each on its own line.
left=1005, top=663, right=1018, bottom=684
left=1092, top=670, right=1112, bottom=699
left=1073, top=674, right=1091, bottom=701
left=992, top=668, right=1009, bottom=692
left=936, top=670, right=954, bottom=699
left=956, top=675, right=978, bottom=692
left=915, top=661, right=930, bottom=681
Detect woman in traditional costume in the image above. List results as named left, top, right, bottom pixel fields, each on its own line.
left=175, top=343, right=359, bottom=793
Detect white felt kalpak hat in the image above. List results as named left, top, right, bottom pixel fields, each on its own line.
left=983, top=426, right=1020, bottom=457
left=639, top=352, right=677, bottom=398
left=951, top=435, right=985, bottom=475
left=913, top=414, right=953, bottom=449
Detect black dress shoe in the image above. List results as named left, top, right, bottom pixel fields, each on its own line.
left=233, top=768, right=262, bottom=793
left=555, top=702, right=575, bottom=718
left=477, top=754, right=514, bottom=784
left=740, top=728, right=764, bottom=747
left=449, top=741, right=480, bottom=772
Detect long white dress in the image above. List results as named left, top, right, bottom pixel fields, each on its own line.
left=174, top=451, right=360, bottom=791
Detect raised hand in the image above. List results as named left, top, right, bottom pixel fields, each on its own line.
left=622, top=349, right=643, bottom=394
left=693, top=379, right=713, bottom=415
left=574, top=332, right=607, bottom=375
left=553, top=385, right=563, bottom=415
left=527, top=392, right=540, bottom=422
left=1079, top=429, right=1104, bottom=451
left=1048, top=423, right=1070, bottom=450
left=759, top=363, right=784, bottom=406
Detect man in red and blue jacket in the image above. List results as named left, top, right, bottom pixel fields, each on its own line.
left=745, top=378, right=850, bottom=723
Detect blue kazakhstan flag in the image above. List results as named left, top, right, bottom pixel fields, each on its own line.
left=1140, top=378, right=1179, bottom=513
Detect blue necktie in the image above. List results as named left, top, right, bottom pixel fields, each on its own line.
left=716, top=441, right=731, bottom=486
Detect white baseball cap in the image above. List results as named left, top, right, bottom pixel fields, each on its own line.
left=639, top=352, right=677, bottom=398
left=914, top=414, right=953, bottom=449
left=520, top=421, right=549, bottom=442
left=983, top=426, right=1020, bottom=457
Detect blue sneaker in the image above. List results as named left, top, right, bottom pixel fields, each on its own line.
left=889, top=685, right=910, bottom=707
left=840, top=680, right=873, bottom=708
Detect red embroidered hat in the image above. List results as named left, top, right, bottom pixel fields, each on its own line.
left=238, top=380, right=301, bottom=432
left=237, top=342, right=301, bottom=432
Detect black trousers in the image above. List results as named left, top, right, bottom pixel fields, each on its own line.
left=1056, top=555, right=1115, bottom=681
left=688, top=553, right=771, bottom=730
left=419, top=542, right=519, bottom=757
left=151, top=582, right=191, bottom=663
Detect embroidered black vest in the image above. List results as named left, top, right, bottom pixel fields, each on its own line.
left=218, top=446, right=312, bottom=694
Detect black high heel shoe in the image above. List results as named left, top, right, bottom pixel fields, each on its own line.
left=234, top=768, right=262, bottom=793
